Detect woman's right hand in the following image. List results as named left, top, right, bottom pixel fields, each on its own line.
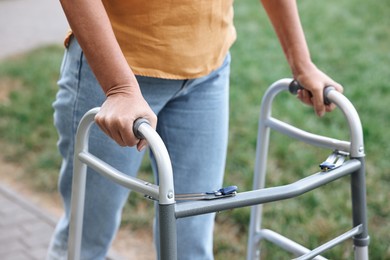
left=95, top=85, right=157, bottom=151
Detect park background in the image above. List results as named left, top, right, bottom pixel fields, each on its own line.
left=0, top=0, right=389, bottom=259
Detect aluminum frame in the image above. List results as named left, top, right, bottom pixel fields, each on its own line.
left=67, top=78, right=369, bottom=260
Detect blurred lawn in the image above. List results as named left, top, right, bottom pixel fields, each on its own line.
left=0, top=0, right=389, bottom=259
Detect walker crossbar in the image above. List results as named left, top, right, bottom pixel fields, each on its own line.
left=78, top=151, right=159, bottom=199
left=256, top=224, right=363, bottom=260
left=293, top=224, right=363, bottom=260
left=175, top=159, right=360, bottom=218
left=266, top=117, right=351, bottom=152
left=258, top=229, right=327, bottom=260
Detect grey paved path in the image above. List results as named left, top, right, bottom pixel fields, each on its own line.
left=0, top=183, right=57, bottom=260
left=0, top=183, right=124, bottom=260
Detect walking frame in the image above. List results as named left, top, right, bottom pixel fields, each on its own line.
left=68, top=78, right=369, bottom=259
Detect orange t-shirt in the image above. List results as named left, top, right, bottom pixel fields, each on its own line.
left=101, top=0, right=236, bottom=79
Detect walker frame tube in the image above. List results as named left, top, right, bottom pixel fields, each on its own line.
left=174, top=160, right=360, bottom=218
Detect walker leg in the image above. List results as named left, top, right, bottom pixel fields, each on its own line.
left=247, top=122, right=271, bottom=260
left=159, top=204, right=177, bottom=260
left=351, top=158, right=370, bottom=260
left=68, top=158, right=87, bottom=260
left=247, top=205, right=262, bottom=260
left=354, top=246, right=369, bottom=260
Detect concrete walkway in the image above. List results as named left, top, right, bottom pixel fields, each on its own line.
left=0, top=0, right=124, bottom=259
left=0, top=183, right=57, bottom=259
left=0, top=0, right=69, bottom=59
left=0, top=183, right=124, bottom=260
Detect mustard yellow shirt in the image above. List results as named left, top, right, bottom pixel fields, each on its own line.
left=101, top=0, right=236, bottom=79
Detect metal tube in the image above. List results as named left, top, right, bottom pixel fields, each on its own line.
left=294, top=225, right=363, bottom=260
left=326, top=90, right=365, bottom=158
left=67, top=158, right=87, bottom=260
left=176, top=160, right=361, bottom=218
left=267, top=117, right=351, bottom=152
left=134, top=121, right=178, bottom=259
left=259, top=229, right=327, bottom=260
left=351, top=158, right=370, bottom=252
left=354, top=246, right=369, bottom=260
left=78, top=152, right=159, bottom=199
left=68, top=108, right=98, bottom=260
left=136, top=122, right=175, bottom=205
left=246, top=79, right=287, bottom=260
left=159, top=204, right=178, bottom=260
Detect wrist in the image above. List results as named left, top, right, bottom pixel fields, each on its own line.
left=105, top=83, right=140, bottom=98
left=290, top=60, right=317, bottom=79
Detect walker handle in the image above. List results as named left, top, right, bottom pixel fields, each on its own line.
left=288, top=80, right=334, bottom=105
left=133, top=118, right=151, bottom=139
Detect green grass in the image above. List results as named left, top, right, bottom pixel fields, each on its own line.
left=0, top=45, right=63, bottom=190
left=0, top=0, right=389, bottom=259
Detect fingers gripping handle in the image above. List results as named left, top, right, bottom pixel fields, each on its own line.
left=288, top=80, right=334, bottom=105
left=133, top=118, right=150, bottom=139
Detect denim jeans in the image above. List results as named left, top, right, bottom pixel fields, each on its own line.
left=47, top=37, right=230, bottom=260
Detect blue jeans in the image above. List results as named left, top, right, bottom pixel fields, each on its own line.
left=47, top=37, right=230, bottom=260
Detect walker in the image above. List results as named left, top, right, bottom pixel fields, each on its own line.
left=67, top=78, right=369, bottom=259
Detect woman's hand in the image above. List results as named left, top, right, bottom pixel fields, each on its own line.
left=95, top=85, right=157, bottom=151
left=294, top=64, right=344, bottom=117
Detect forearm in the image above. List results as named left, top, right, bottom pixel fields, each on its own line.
left=60, top=0, right=138, bottom=93
left=60, top=0, right=155, bottom=149
left=261, top=0, right=315, bottom=76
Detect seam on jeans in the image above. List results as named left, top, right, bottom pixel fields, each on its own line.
left=73, top=51, right=84, bottom=132
left=169, top=79, right=188, bottom=100
left=67, top=49, right=84, bottom=164
left=172, top=52, right=231, bottom=100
